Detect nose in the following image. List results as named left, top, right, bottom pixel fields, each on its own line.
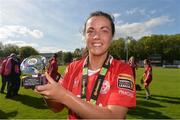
left=93, top=31, right=100, bottom=40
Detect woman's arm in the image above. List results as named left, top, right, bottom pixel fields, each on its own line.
left=35, top=73, right=128, bottom=119
left=43, top=99, right=65, bottom=112
left=62, top=90, right=128, bottom=119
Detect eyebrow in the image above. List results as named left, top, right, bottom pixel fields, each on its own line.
left=87, top=26, right=111, bottom=30
left=87, top=27, right=94, bottom=30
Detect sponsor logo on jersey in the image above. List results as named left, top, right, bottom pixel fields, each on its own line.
left=118, top=73, right=134, bottom=82
left=118, top=89, right=134, bottom=98
left=118, top=73, right=134, bottom=91
left=118, top=79, right=134, bottom=90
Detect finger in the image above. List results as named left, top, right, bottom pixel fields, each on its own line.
left=43, top=96, right=49, bottom=99
left=45, top=72, right=56, bottom=84
left=43, top=95, right=52, bottom=100
left=35, top=84, right=48, bottom=92
left=36, top=90, right=49, bottom=97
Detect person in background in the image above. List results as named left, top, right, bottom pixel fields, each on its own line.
left=35, top=11, right=136, bottom=119
left=128, top=56, right=137, bottom=80
left=47, top=53, right=61, bottom=82
left=13, top=54, right=21, bottom=96
left=143, top=59, right=152, bottom=100
left=0, top=56, right=9, bottom=93
left=5, top=53, right=21, bottom=98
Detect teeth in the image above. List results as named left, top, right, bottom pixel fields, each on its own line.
left=93, top=43, right=102, bottom=47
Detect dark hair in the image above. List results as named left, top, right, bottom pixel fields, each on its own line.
left=53, top=53, right=58, bottom=58
left=83, top=11, right=115, bottom=37
left=144, top=59, right=151, bottom=66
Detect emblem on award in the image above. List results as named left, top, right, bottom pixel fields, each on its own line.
left=20, top=55, right=47, bottom=89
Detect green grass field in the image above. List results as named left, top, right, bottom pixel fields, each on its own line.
left=0, top=66, right=180, bottom=119
left=129, top=67, right=180, bottom=119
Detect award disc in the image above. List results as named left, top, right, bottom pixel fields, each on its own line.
left=20, top=55, right=47, bottom=75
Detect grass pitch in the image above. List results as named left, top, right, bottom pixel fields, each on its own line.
left=0, top=66, right=180, bottom=119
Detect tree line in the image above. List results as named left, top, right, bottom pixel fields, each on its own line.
left=0, top=34, right=180, bottom=65
left=109, top=34, right=180, bottom=64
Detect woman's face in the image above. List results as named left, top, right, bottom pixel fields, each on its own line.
left=85, top=16, right=113, bottom=56
left=144, top=61, right=148, bottom=66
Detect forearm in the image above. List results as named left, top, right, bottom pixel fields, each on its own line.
left=44, top=99, right=65, bottom=112
left=62, top=90, right=127, bottom=119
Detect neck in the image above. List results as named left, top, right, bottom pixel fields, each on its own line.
left=88, top=52, right=108, bottom=70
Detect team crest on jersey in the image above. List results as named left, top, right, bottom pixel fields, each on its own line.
left=100, top=80, right=110, bottom=94
left=118, top=74, right=134, bottom=91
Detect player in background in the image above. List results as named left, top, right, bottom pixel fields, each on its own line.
left=143, top=59, right=152, bottom=100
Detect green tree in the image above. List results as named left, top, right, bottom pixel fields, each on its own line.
left=125, top=37, right=139, bottom=60
left=162, top=34, right=180, bottom=63
left=19, top=46, right=39, bottom=59
left=0, top=42, right=4, bottom=57
left=63, top=52, right=73, bottom=64
left=73, top=48, right=82, bottom=59
left=137, top=34, right=180, bottom=62
left=3, top=44, right=19, bottom=57
left=109, top=38, right=125, bottom=59
left=57, top=51, right=63, bottom=65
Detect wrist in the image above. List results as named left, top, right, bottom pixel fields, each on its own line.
left=58, top=88, right=68, bottom=104
left=60, top=90, right=76, bottom=107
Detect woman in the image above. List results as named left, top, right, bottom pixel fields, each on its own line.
left=128, top=56, right=137, bottom=80
left=35, top=11, right=136, bottom=119
left=47, top=53, right=61, bottom=82
left=143, top=59, right=152, bottom=100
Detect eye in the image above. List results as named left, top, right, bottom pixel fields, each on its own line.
left=101, top=27, right=110, bottom=33
left=102, top=29, right=109, bottom=33
left=87, top=29, right=94, bottom=34
left=86, top=28, right=95, bottom=36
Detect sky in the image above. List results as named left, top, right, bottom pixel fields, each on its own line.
left=0, top=0, right=179, bottom=53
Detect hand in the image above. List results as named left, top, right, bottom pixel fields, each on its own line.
left=35, top=72, right=67, bottom=103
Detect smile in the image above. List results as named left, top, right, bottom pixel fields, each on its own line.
left=93, top=43, right=102, bottom=47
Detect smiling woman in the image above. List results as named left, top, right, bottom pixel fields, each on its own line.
left=35, top=11, right=136, bottom=119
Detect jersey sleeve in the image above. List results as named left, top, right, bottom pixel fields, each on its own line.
left=59, top=60, right=83, bottom=91
left=60, top=64, right=72, bottom=89
left=107, top=63, right=136, bottom=108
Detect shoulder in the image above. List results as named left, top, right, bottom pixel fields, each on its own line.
left=148, top=66, right=152, bottom=70
left=62, top=58, right=85, bottom=88
left=6, top=57, right=13, bottom=63
left=69, top=58, right=85, bottom=68
left=2, top=59, right=7, bottom=64
left=51, top=60, right=57, bottom=65
left=64, top=58, right=85, bottom=74
left=110, top=58, right=134, bottom=80
left=111, top=58, right=132, bottom=72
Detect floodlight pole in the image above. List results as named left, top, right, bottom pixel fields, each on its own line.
left=125, top=37, right=129, bottom=62
left=126, top=45, right=128, bottom=62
